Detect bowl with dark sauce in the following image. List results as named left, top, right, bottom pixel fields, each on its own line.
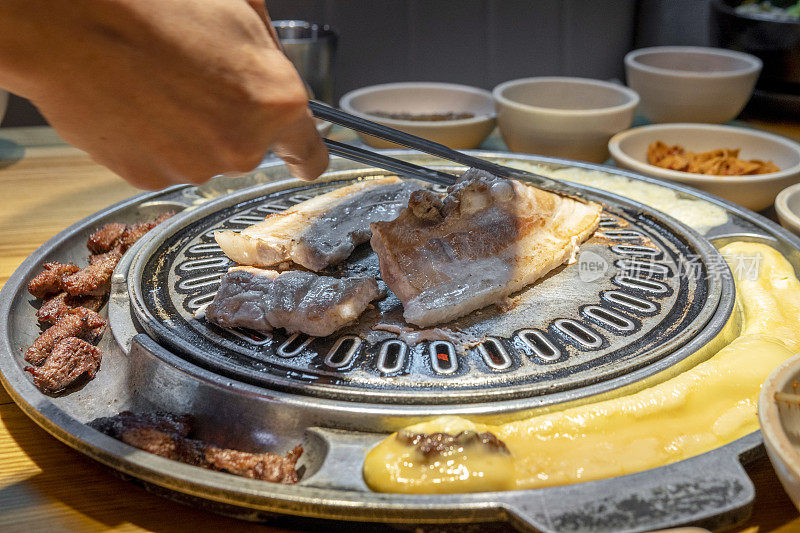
left=339, top=82, right=496, bottom=149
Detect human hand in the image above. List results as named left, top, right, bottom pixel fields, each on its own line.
left=0, top=0, right=328, bottom=189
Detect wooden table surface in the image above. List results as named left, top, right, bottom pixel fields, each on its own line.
left=1, top=124, right=800, bottom=532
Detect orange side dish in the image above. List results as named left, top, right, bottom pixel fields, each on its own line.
left=647, top=141, right=780, bottom=176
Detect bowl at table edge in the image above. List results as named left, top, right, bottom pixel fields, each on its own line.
left=776, top=183, right=800, bottom=237
left=608, top=123, right=800, bottom=212
left=339, top=82, right=496, bottom=149
left=759, top=352, right=800, bottom=513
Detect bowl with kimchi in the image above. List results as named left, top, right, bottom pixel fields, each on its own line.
left=609, top=123, right=800, bottom=211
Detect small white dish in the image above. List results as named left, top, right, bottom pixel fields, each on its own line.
left=625, top=46, right=762, bottom=124
left=759, top=352, right=800, bottom=513
left=339, top=82, right=496, bottom=149
left=608, top=123, right=800, bottom=211
left=776, top=182, right=800, bottom=237
left=492, top=77, right=639, bottom=163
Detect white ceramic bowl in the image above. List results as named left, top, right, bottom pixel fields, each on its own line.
left=776, top=183, right=800, bottom=237
left=492, top=77, right=639, bottom=163
left=608, top=123, right=800, bottom=211
left=625, top=46, right=762, bottom=124
left=759, top=352, right=800, bottom=513
left=339, top=82, right=496, bottom=149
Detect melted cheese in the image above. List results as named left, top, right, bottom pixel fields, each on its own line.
left=364, top=242, right=800, bottom=493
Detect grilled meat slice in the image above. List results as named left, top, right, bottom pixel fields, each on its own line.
left=206, top=266, right=381, bottom=337
left=24, top=307, right=106, bottom=365
left=63, top=250, right=122, bottom=296
left=89, top=411, right=193, bottom=439
left=27, top=262, right=80, bottom=299
left=215, top=177, right=418, bottom=271
left=87, top=222, right=127, bottom=254
left=86, top=213, right=174, bottom=254
left=25, top=337, right=102, bottom=393
left=90, top=411, right=302, bottom=484
left=37, top=292, right=105, bottom=323
left=370, top=169, right=602, bottom=327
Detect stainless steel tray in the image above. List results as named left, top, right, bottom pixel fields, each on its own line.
left=2, top=151, right=799, bottom=532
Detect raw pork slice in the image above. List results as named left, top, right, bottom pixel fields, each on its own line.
left=215, top=177, right=418, bottom=271
left=205, top=267, right=380, bottom=337
left=370, top=169, right=602, bottom=327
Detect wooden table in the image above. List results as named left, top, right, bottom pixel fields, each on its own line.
left=0, top=125, right=799, bottom=533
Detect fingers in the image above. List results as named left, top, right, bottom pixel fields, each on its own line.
left=270, top=110, right=329, bottom=181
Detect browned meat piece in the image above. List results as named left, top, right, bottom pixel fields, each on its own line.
left=89, top=411, right=302, bottom=484
left=89, top=411, right=193, bottom=439
left=24, top=307, right=106, bottom=365
left=63, top=250, right=122, bottom=296
left=118, top=222, right=157, bottom=252
left=86, top=213, right=174, bottom=255
left=27, top=262, right=80, bottom=299
left=203, top=444, right=303, bottom=483
left=25, top=337, right=102, bottom=393
left=118, top=213, right=173, bottom=252
left=87, top=222, right=127, bottom=254
left=37, top=292, right=104, bottom=323
left=396, top=430, right=509, bottom=458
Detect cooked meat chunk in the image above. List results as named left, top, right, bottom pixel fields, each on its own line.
left=205, top=266, right=381, bottom=337
left=202, top=444, right=303, bottom=483
left=370, top=169, right=602, bottom=327
left=215, top=177, right=418, bottom=271
left=86, top=213, right=174, bottom=255
left=25, top=337, right=102, bottom=393
left=90, top=411, right=302, bottom=484
left=397, top=429, right=509, bottom=458
left=63, top=250, right=122, bottom=296
left=37, top=292, right=104, bottom=323
left=89, top=411, right=193, bottom=439
left=24, top=307, right=106, bottom=365
left=87, top=222, right=127, bottom=254
left=27, top=262, right=80, bottom=299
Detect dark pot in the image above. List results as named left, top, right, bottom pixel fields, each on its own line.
left=710, top=0, right=800, bottom=94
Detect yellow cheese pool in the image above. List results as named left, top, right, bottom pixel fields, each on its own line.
left=363, top=242, right=800, bottom=493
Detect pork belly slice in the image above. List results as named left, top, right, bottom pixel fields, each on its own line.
left=370, top=169, right=602, bottom=327
left=215, top=177, right=417, bottom=271
left=205, top=267, right=381, bottom=337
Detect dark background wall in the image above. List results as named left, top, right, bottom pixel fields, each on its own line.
left=0, top=0, right=710, bottom=128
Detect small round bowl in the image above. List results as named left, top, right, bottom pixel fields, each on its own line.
left=492, top=77, right=639, bottom=163
left=608, top=123, right=800, bottom=211
left=625, top=46, right=762, bottom=124
left=339, top=82, right=496, bottom=149
left=776, top=183, right=800, bottom=236
left=759, top=352, right=800, bottom=513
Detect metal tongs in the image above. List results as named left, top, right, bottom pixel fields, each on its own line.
left=309, top=100, right=585, bottom=199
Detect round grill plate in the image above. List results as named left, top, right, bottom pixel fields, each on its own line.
left=130, top=174, right=732, bottom=406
